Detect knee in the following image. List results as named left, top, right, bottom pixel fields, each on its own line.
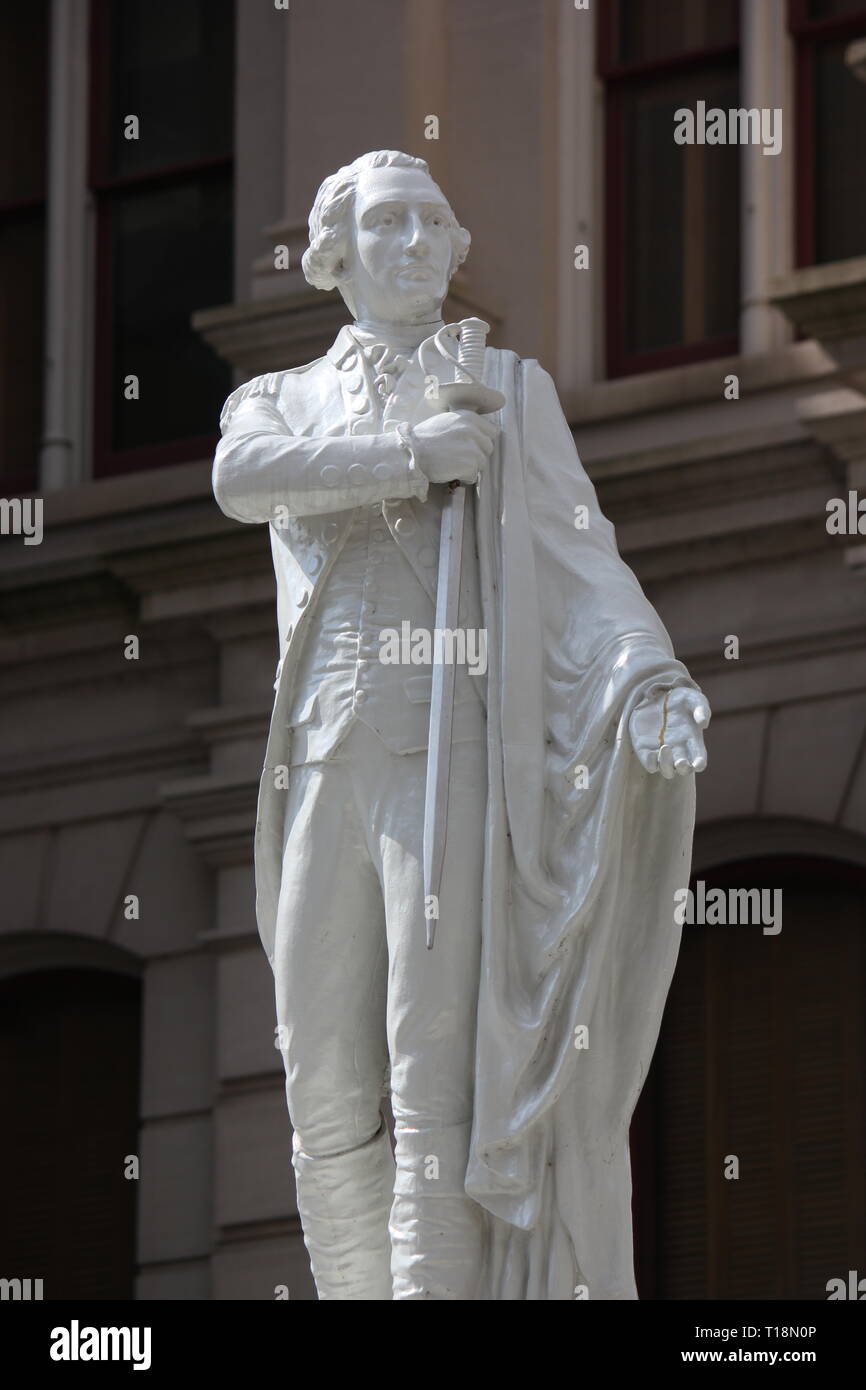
left=285, top=1064, right=384, bottom=1158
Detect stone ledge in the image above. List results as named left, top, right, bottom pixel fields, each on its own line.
left=562, top=340, right=834, bottom=428
left=161, top=771, right=258, bottom=866
left=769, top=256, right=866, bottom=342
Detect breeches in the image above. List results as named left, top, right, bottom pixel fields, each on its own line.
left=273, top=718, right=487, bottom=1158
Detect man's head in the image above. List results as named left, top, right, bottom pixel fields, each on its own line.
left=302, top=151, right=470, bottom=324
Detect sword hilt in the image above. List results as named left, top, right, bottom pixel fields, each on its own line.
left=455, top=317, right=488, bottom=383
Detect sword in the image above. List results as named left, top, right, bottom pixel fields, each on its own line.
left=420, top=318, right=505, bottom=949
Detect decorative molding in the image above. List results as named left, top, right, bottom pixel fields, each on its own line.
left=214, top=1215, right=303, bottom=1248
left=694, top=816, right=866, bottom=872
left=188, top=704, right=270, bottom=748
left=0, top=930, right=142, bottom=979
left=160, top=771, right=258, bottom=867
left=0, top=729, right=206, bottom=799
left=193, top=289, right=350, bottom=377
left=563, top=340, right=836, bottom=429
left=769, top=256, right=866, bottom=342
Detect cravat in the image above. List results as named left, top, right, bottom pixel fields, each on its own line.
left=350, top=319, right=443, bottom=406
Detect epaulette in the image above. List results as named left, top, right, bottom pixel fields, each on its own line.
left=219, top=371, right=284, bottom=432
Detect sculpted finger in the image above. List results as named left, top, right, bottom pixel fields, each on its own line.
left=658, top=743, right=675, bottom=779
left=685, top=734, right=707, bottom=772
left=692, top=701, right=711, bottom=728
left=673, top=752, right=692, bottom=777
left=638, top=744, right=660, bottom=774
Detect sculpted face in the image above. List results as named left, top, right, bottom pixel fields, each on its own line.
left=340, top=165, right=455, bottom=324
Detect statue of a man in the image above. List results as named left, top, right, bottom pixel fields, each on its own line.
left=212, top=150, right=710, bottom=1301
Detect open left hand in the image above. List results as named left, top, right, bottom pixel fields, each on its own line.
left=629, top=685, right=710, bottom=778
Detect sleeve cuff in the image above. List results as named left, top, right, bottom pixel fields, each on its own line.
left=391, top=421, right=429, bottom=502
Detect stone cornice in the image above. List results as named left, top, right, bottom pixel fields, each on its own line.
left=188, top=704, right=270, bottom=747
left=562, top=341, right=836, bottom=427
left=769, top=256, right=866, bottom=342
left=160, top=771, right=258, bottom=867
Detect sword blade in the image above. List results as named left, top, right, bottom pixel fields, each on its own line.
left=422, top=481, right=466, bottom=949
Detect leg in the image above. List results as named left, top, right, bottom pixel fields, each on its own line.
left=353, top=729, right=488, bottom=1298
left=274, top=749, right=392, bottom=1300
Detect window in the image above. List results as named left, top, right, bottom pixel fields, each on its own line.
left=0, top=3, right=49, bottom=494
left=599, top=0, right=741, bottom=377
left=0, top=968, right=142, bottom=1299
left=632, top=858, right=866, bottom=1299
left=791, top=0, right=866, bottom=267
left=89, top=0, right=235, bottom=477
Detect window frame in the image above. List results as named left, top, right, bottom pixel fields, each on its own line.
left=87, top=0, right=234, bottom=479
left=0, top=2, right=50, bottom=495
left=789, top=0, right=866, bottom=269
left=598, top=2, right=741, bottom=378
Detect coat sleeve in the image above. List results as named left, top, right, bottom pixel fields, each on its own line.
left=212, top=374, right=429, bottom=524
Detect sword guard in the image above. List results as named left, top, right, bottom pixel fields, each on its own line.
left=437, top=379, right=506, bottom=416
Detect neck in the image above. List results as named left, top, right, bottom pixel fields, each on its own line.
left=353, top=314, right=444, bottom=350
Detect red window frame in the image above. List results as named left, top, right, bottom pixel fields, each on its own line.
left=789, top=0, right=866, bottom=268
left=0, top=195, right=45, bottom=497
left=598, top=3, right=741, bottom=378
left=0, top=3, right=49, bottom=496
left=87, top=0, right=234, bottom=478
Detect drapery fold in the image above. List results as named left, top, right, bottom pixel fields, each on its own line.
left=467, top=353, right=697, bottom=1300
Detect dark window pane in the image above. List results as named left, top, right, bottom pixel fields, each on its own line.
left=622, top=66, right=740, bottom=356
left=807, top=0, right=866, bottom=20
left=617, top=0, right=738, bottom=66
left=813, top=37, right=866, bottom=263
left=108, top=174, right=232, bottom=452
left=0, top=970, right=141, bottom=1300
left=652, top=865, right=866, bottom=1300
left=0, top=214, right=44, bottom=489
left=0, top=1, right=49, bottom=206
left=107, top=0, right=234, bottom=179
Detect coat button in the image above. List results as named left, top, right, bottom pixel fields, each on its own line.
left=320, top=465, right=340, bottom=486
left=297, top=591, right=309, bottom=608
left=346, top=375, right=364, bottom=393
left=354, top=689, right=367, bottom=704
left=347, top=463, right=368, bottom=484
left=322, top=522, right=339, bottom=542
left=395, top=515, right=416, bottom=536
left=372, top=463, right=394, bottom=481
left=352, top=398, right=369, bottom=414
left=306, top=554, right=323, bottom=575
left=351, top=421, right=374, bottom=436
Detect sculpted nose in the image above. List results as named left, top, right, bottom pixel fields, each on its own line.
left=405, top=217, right=430, bottom=257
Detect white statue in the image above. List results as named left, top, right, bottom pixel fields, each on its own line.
left=212, top=150, right=709, bottom=1301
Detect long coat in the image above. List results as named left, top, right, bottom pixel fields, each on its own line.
left=213, top=335, right=700, bottom=1300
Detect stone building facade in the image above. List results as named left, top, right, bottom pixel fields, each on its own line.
left=1, top=0, right=865, bottom=1300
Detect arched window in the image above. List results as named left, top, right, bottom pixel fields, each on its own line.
left=632, top=856, right=866, bottom=1299
left=0, top=966, right=142, bottom=1299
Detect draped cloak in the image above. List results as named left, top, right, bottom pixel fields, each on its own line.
left=223, top=345, right=699, bottom=1302
left=466, top=351, right=697, bottom=1300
